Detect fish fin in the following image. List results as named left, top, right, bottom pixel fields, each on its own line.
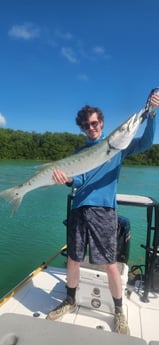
left=0, top=186, right=23, bottom=216
left=37, top=162, right=53, bottom=172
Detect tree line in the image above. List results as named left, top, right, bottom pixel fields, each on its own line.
left=0, top=128, right=85, bottom=160
left=0, top=128, right=159, bottom=165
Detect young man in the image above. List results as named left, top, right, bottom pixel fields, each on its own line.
left=47, top=92, right=159, bottom=335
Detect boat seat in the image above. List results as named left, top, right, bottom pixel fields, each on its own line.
left=0, top=313, right=147, bottom=345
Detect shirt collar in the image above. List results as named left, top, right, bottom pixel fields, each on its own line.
left=86, top=132, right=106, bottom=146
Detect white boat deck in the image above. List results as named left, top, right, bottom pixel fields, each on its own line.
left=0, top=265, right=159, bottom=344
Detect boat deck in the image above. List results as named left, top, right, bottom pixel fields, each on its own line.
left=0, top=265, right=159, bottom=344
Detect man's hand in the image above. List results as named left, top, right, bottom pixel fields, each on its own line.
left=149, top=89, right=159, bottom=110
left=52, top=169, right=73, bottom=185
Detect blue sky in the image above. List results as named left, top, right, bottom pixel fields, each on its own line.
left=0, top=0, right=159, bottom=142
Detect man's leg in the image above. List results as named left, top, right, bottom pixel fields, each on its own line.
left=105, top=262, right=130, bottom=335
left=47, top=257, right=79, bottom=320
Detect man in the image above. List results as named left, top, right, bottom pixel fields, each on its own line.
left=47, top=92, right=159, bottom=335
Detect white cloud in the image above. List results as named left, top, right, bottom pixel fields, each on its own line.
left=8, top=23, right=40, bottom=40
left=92, top=46, right=110, bottom=59
left=0, top=113, right=7, bottom=127
left=78, top=74, right=89, bottom=81
left=61, top=47, right=78, bottom=63
left=92, top=46, right=105, bottom=55
left=55, top=29, right=73, bottom=41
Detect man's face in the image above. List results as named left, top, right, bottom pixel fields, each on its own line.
left=81, top=112, right=103, bottom=140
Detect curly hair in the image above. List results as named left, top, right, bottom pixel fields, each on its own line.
left=76, top=105, right=104, bottom=128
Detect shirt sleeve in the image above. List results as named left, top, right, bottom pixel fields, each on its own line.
left=122, top=117, right=156, bottom=158
left=65, top=174, right=85, bottom=188
left=71, top=174, right=86, bottom=188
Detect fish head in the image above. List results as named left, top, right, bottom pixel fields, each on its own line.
left=108, top=112, right=142, bottom=150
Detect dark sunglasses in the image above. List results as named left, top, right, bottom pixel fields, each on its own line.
left=81, top=120, right=99, bottom=131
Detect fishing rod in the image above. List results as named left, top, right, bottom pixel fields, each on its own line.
left=0, top=244, right=67, bottom=307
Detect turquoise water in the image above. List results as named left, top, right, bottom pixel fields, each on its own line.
left=0, top=161, right=159, bottom=299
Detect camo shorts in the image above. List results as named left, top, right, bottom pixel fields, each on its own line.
left=67, top=206, right=118, bottom=265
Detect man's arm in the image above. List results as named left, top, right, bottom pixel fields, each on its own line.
left=122, top=91, right=159, bottom=157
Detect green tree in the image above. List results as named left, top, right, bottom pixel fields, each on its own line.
left=0, top=128, right=158, bottom=165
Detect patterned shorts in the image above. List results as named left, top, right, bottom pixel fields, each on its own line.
left=67, top=206, right=118, bottom=265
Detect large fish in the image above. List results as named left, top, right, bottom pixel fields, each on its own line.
left=0, top=88, right=158, bottom=215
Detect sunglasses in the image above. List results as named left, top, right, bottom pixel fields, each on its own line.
left=81, top=120, right=99, bottom=131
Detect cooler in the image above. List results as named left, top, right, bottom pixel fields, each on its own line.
left=77, top=258, right=128, bottom=313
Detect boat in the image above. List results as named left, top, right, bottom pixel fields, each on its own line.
left=0, top=192, right=159, bottom=345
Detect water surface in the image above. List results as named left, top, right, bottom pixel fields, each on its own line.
left=0, top=161, right=158, bottom=298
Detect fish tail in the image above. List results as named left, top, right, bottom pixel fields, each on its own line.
left=0, top=186, right=23, bottom=216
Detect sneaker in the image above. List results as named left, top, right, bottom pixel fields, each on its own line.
left=46, top=299, right=76, bottom=320
left=114, top=312, right=130, bottom=335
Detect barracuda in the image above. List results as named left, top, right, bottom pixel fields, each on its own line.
left=0, top=89, right=158, bottom=215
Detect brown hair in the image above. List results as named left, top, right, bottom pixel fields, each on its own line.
left=76, top=105, right=104, bottom=128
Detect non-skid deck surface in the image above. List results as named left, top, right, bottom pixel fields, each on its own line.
left=0, top=266, right=159, bottom=344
